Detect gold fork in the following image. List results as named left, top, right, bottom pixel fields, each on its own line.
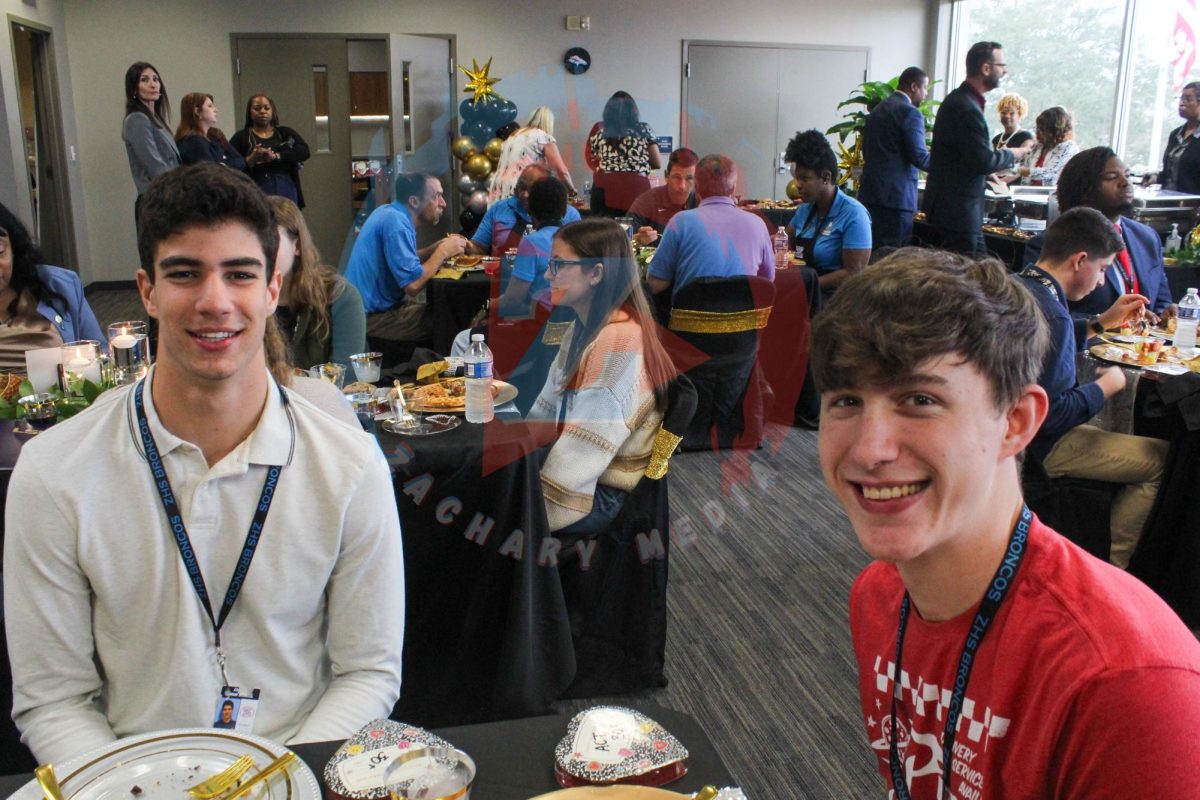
left=186, top=755, right=254, bottom=799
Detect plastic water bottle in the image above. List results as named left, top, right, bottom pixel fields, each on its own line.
left=773, top=227, right=789, bottom=270
left=1176, top=287, right=1200, bottom=353
left=464, top=333, right=494, bottom=423
left=1167, top=224, right=1182, bottom=254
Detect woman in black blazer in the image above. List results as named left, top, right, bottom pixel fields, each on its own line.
left=230, top=94, right=311, bottom=208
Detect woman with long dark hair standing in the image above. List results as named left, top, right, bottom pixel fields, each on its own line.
left=121, top=61, right=179, bottom=222
left=174, top=93, right=246, bottom=171
left=0, top=202, right=104, bottom=368
left=230, top=94, right=311, bottom=207
left=526, top=218, right=676, bottom=532
left=585, top=91, right=661, bottom=216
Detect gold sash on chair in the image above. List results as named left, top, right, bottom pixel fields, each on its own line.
left=667, top=306, right=773, bottom=334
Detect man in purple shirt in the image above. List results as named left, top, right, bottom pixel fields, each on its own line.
left=648, top=154, right=774, bottom=300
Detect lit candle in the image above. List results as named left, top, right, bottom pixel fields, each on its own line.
left=111, top=333, right=136, bottom=349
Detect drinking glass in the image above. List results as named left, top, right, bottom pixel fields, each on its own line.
left=18, top=393, right=58, bottom=431
left=108, top=320, right=150, bottom=385
left=349, top=352, right=383, bottom=383
left=309, top=362, right=346, bottom=389
left=616, top=216, right=634, bottom=241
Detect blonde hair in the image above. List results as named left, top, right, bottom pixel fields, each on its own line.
left=526, top=106, right=554, bottom=135
left=996, top=93, right=1029, bottom=118
left=268, top=196, right=341, bottom=343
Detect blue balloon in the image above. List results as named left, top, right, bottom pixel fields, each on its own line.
left=460, top=120, right=492, bottom=148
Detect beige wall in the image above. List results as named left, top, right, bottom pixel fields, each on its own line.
left=55, top=0, right=932, bottom=284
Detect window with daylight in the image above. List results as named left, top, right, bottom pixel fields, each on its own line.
left=949, top=0, right=1200, bottom=173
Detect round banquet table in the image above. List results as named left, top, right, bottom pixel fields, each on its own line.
left=427, top=271, right=491, bottom=354
left=377, top=416, right=577, bottom=727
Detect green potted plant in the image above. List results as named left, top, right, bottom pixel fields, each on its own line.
left=826, top=77, right=939, bottom=193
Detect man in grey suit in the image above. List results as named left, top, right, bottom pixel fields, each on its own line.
left=858, top=67, right=932, bottom=248
left=923, top=41, right=1034, bottom=256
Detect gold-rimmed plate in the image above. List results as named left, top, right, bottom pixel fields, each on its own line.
left=404, top=379, right=517, bottom=413
left=11, top=729, right=320, bottom=800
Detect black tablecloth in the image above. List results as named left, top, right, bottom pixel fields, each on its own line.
left=0, top=704, right=735, bottom=798
left=378, top=419, right=576, bottom=727
left=427, top=272, right=492, bottom=354
left=913, top=219, right=1030, bottom=270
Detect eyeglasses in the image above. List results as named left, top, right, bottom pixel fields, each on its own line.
left=547, top=257, right=589, bottom=276
left=989, top=62, right=1007, bottom=68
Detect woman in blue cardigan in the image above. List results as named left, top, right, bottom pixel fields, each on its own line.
left=0, top=203, right=104, bottom=369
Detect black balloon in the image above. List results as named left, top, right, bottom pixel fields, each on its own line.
left=496, top=121, right=520, bottom=140
left=459, top=208, right=482, bottom=237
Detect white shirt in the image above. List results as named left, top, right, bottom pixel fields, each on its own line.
left=4, top=369, right=405, bottom=763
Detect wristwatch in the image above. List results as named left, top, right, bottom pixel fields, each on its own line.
left=1087, top=314, right=1103, bottom=336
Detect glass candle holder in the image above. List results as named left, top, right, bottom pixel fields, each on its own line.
left=108, top=321, right=150, bottom=385
left=60, top=340, right=103, bottom=395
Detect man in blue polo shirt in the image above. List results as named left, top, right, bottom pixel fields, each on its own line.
left=1018, top=206, right=1166, bottom=568
left=345, top=171, right=466, bottom=345
left=647, top=154, right=774, bottom=300
left=466, top=164, right=582, bottom=257
left=497, top=175, right=568, bottom=317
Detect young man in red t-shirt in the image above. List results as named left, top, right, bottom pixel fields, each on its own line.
left=810, top=249, right=1200, bottom=799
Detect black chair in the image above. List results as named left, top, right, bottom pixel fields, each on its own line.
left=665, top=276, right=775, bottom=451
left=558, top=376, right=697, bottom=698
left=1021, top=454, right=1118, bottom=561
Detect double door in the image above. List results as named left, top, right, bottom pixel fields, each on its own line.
left=683, top=42, right=870, bottom=200
left=233, top=34, right=453, bottom=267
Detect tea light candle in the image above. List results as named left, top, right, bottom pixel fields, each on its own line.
left=111, top=333, right=137, bottom=349
left=65, top=354, right=102, bottom=383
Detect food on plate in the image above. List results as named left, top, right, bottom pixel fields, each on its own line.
left=410, top=378, right=467, bottom=408
left=453, top=255, right=484, bottom=268
left=342, top=381, right=375, bottom=395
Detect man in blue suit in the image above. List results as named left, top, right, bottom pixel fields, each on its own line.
left=858, top=66, right=931, bottom=248
left=1023, top=146, right=1177, bottom=333
left=923, top=42, right=1033, bottom=256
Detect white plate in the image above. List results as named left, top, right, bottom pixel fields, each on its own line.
left=11, top=728, right=320, bottom=800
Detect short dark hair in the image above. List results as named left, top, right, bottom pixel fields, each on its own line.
left=785, top=130, right=837, bottom=181
left=666, top=147, right=699, bottom=173
left=393, top=171, right=435, bottom=205
left=1040, top=207, right=1125, bottom=263
left=222, top=700, right=234, bottom=710
left=137, top=163, right=278, bottom=281
left=966, top=41, right=1002, bottom=77
left=898, top=67, right=928, bottom=92
left=1055, top=146, right=1117, bottom=212
left=812, top=248, right=1048, bottom=412
left=528, top=176, right=568, bottom=226
left=695, top=154, right=737, bottom=198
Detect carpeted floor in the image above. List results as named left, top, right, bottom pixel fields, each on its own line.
left=85, top=288, right=882, bottom=798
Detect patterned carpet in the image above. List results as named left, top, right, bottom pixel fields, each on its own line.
left=560, top=428, right=879, bottom=798
left=85, top=288, right=882, bottom=797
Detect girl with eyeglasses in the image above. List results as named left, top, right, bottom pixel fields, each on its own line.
left=526, top=218, right=676, bottom=533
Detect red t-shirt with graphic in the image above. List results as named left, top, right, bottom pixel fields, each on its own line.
left=851, top=515, right=1200, bottom=799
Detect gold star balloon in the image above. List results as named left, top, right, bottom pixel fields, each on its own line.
left=835, top=137, right=865, bottom=192
left=459, top=57, right=505, bottom=105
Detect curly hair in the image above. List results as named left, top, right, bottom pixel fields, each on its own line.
left=242, top=94, right=280, bottom=131
left=996, top=93, right=1029, bottom=118
left=0, top=202, right=64, bottom=318
left=785, top=130, right=837, bottom=180
left=1054, top=146, right=1116, bottom=212
left=1035, top=107, right=1073, bottom=147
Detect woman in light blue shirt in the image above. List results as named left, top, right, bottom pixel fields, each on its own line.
left=784, top=130, right=872, bottom=293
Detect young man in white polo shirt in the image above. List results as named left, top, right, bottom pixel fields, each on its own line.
left=5, top=163, right=405, bottom=764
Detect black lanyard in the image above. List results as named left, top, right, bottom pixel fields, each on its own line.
left=889, top=505, right=1033, bottom=800
left=133, top=379, right=283, bottom=684
left=800, top=186, right=838, bottom=240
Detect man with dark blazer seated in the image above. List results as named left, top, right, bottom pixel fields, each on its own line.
left=858, top=66, right=931, bottom=248
left=1023, top=146, right=1177, bottom=332
left=923, top=41, right=1034, bottom=256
